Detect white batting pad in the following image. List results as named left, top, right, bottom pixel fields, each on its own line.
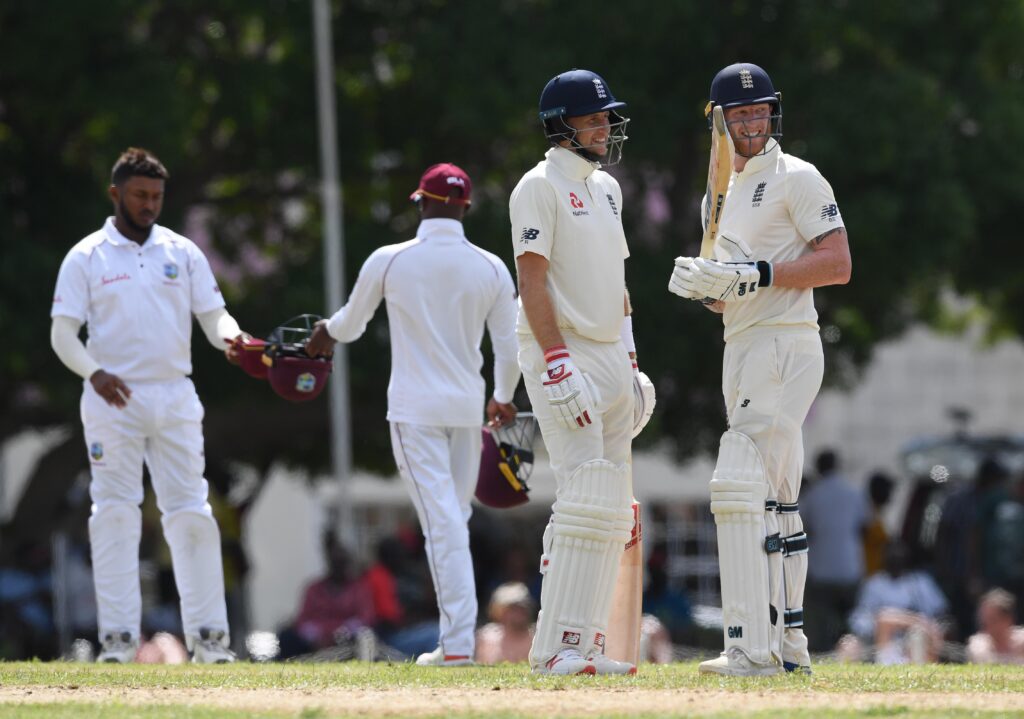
left=530, top=460, right=633, bottom=668
left=709, top=431, right=782, bottom=667
left=778, top=511, right=810, bottom=666
left=162, top=508, right=229, bottom=638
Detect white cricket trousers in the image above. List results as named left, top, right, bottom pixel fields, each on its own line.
left=390, top=422, right=481, bottom=657
left=81, top=377, right=228, bottom=641
left=519, top=332, right=634, bottom=479
left=722, top=326, right=823, bottom=666
left=520, top=332, right=634, bottom=662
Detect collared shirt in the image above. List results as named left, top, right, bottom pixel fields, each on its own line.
left=509, top=146, right=629, bottom=343
left=50, top=217, right=225, bottom=382
left=326, top=218, right=519, bottom=427
left=709, top=140, right=845, bottom=342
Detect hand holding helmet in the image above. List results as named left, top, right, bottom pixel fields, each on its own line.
left=230, top=315, right=333, bottom=401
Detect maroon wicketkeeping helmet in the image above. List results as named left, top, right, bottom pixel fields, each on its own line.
left=261, top=315, right=333, bottom=402
left=233, top=335, right=269, bottom=379
left=475, top=412, right=538, bottom=509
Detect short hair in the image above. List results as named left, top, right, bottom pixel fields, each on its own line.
left=981, top=588, right=1016, bottom=618
left=487, top=581, right=536, bottom=622
left=815, top=449, right=838, bottom=476
left=868, top=471, right=894, bottom=506
left=111, top=147, right=169, bottom=186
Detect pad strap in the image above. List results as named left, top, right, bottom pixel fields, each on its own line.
left=765, top=500, right=799, bottom=514
left=784, top=608, right=804, bottom=628
left=764, top=531, right=809, bottom=557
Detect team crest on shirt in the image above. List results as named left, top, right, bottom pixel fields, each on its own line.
left=296, top=372, right=317, bottom=393
left=163, top=263, right=179, bottom=280
left=89, top=442, right=104, bottom=462
left=752, top=181, right=766, bottom=207
left=605, top=193, right=619, bottom=217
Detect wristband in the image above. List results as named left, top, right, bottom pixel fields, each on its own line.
left=756, top=260, right=773, bottom=288
left=543, top=344, right=569, bottom=364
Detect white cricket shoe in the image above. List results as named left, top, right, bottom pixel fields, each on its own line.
left=533, top=648, right=596, bottom=676
left=698, top=647, right=782, bottom=677
left=587, top=652, right=636, bottom=675
left=189, top=628, right=236, bottom=664
left=97, top=631, right=138, bottom=663
left=415, top=646, right=474, bottom=666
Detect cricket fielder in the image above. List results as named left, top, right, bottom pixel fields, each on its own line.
left=512, top=68, right=652, bottom=676
left=669, top=63, right=852, bottom=676
left=50, top=148, right=247, bottom=663
left=306, top=163, right=521, bottom=666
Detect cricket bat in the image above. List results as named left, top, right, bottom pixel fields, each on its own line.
left=606, top=499, right=643, bottom=667
left=699, top=104, right=735, bottom=259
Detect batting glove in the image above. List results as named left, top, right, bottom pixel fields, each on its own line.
left=668, top=257, right=704, bottom=300
left=690, top=257, right=772, bottom=303
left=631, top=367, right=656, bottom=438
left=541, top=345, right=596, bottom=430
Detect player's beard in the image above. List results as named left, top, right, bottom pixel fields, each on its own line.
left=118, top=197, right=156, bottom=236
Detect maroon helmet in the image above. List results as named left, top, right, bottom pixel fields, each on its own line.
left=475, top=412, right=538, bottom=509
left=261, top=315, right=333, bottom=402
left=233, top=335, right=269, bottom=379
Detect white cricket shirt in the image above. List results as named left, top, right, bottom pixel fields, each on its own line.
left=711, top=140, right=845, bottom=341
left=510, top=146, right=629, bottom=343
left=51, top=217, right=225, bottom=382
left=326, top=218, right=520, bottom=427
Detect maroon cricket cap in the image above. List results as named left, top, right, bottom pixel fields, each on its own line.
left=409, top=163, right=472, bottom=205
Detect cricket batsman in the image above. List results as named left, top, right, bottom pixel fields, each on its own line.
left=668, top=62, right=852, bottom=676
left=512, top=68, right=653, bottom=676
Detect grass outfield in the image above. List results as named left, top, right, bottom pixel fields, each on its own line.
left=1, top=661, right=1022, bottom=718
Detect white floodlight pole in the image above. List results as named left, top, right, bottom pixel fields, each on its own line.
left=312, top=0, right=355, bottom=547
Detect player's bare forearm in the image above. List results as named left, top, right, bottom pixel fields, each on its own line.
left=703, top=299, right=725, bottom=313
left=516, top=252, right=564, bottom=351
left=771, top=227, right=851, bottom=289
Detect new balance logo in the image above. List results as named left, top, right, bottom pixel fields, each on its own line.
left=728, top=626, right=743, bottom=639
left=752, top=181, right=766, bottom=206
left=820, top=203, right=839, bottom=221
left=561, top=631, right=581, bottom=646
left=521, top=227, right=540, bottom=242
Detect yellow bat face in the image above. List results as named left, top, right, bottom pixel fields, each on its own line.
left=699, top=105, right=736, bottom=259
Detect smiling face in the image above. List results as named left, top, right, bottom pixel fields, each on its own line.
left=110, top=175, right=164, bottom=236
left=723, top=102, right=773, bottom=157
left=564, top=111, right=611, bottom=157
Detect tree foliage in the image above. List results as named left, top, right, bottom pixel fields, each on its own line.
left=2, top=0, right=1023, bottom=535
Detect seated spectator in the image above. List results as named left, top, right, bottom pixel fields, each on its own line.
left=967, top=588, right=1024, bottom=664
left=277, top=534, right=376, bottom=660
left=863, top=472, right=894, bottom=576
left=365, top=536, right=439, bottom=659
left=475, top=582, right=536, bottom=664
left=846, top=542, right=948, bottom=664
left=136, top=632, right=189, bottom=664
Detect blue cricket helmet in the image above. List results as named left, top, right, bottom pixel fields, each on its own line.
left=538, top=69, right=630, bottom=165
left=706, top=62, right=783, bottom=152
left=539, top=69, right=626, bottom=122
left=708, top=62, right=781, bottom=112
